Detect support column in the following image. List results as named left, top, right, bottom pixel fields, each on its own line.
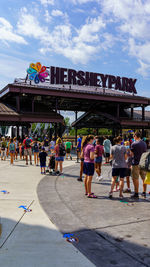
left=32, top=97, right=34, bottom=113
left=142, top=127, right=145, bottom=138
left=117, top=104, right=120, bottom=120
left=17, top=125, right=19, bottom=138
left=11, top=127, right=13, bottom=138
left=75, top=128, right=77, bottom=146
left=131, top=107, right=133, bottom=119
left=75, top=111, right=78, bottom=146
left=54, top=123, right=57, bottom=141
left=120, top=127, right=122, bottom=136
left=142, top=105, right=145, bottom=121
left=58, top=123, right=62, bottom=138
left=16, top=95, right=20, bottom=112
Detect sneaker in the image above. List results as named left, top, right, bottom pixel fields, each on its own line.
left=141, top=192, right=146, bottom=198
left=130, top=193, right=139, bottom=199
left=113, top=188, right=120, bottom=192
left=123, top=188, right=131, bottom=193
left=98, top=176, right=103, bottom=181
left=30, top=162, right=32, bottom=165
left=109, top=192, right=113, bottom=199
left=70, top=156, right=72, bottom=160
left=96, top=176, right=99, bottom=180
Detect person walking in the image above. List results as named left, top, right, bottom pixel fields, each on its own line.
left=50, top=138, right=55, bottom=154
left=65, top=139, right=72, bottom=160
left=109, top=136, right=127, bottom=199
left=95, top=137, right=104, bottom=181
left=130, top=131, right=147, bottom=199
left=103, top=136, right=111, bottom=164
left=77, top=135, right=82, bottom=162
left=77, top=136, right=86, bottom=182
left=43, top=135, right=49, bottom=153
left=123, top=141, right=132, bottom=193
left=0, top=137, right=7, bottom=161
left=54, top=137, right=65, bottom=175
left=39, top=147, right=47, bottom=174
left=32, top=137, right=40, bottom=166
left=81, top=135, right=97, bottom=198
left=8, top=138, right=16, bottom=165
left=23, top=135, right=32, bottom=165
left=13, top=137, right=19, bottom=160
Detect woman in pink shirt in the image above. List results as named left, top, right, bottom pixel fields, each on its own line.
left=95, top=137, right=104, bottom=181
left=81, top=135, right=97, bottom=198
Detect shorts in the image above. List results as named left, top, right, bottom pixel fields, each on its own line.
left=24, top=148, right=32, bottom=156
left=131, top=165, right=146, bottom=180
left=83, top=162, right=95, bottom=176
left=125, top=168, right=131, bottom=177
left=81, top=158, right=84, bottom=162
left=55, top=156, right=64, bottom=161
left=16, top=148, right=19, bottom=153
left=112, top=168, right=127, bottom=178
left=77, top=147, right=81, bottom=153
left=105, top=153, right=110, bottom=158
left=40, top=163, right=46, bottom=168
left=66, top=148, right=71, bottom=153
left=95, top=156, right=102, bottom=163
left=1, top=150, right=6, bottom=157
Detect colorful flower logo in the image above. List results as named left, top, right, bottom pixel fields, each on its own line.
left=27, top=62, right=49, bottom=84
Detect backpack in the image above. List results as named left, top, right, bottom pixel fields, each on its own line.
left=139, top=152, right=150, bottom=171
left=59, top=144, right=66, bottom=156
left=25, top=138, right=31, bottom=148
left=9, top=143, right=15, bottom=152
left=34, top=143, right=38, bottom=150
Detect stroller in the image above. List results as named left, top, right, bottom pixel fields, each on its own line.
left=47, top=155, right=55, bottom=175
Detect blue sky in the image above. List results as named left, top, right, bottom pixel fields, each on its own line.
left=0, top=0, right=150, bottom=100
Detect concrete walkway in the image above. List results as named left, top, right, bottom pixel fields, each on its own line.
left=0, top=158, right=94, bottom=267
left=1, top=157, right=150, bottom=267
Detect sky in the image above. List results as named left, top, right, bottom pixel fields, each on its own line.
left=0, top=0, right=150, bottom=121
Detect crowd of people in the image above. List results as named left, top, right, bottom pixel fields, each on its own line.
left=0, top=132, right=149, bottom=200
left=77, top=132, right=149, bottom=199
left=0, top=135, right=72, bottom=175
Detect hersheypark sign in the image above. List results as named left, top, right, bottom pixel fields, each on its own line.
left=27, top=62, right=137, bottom=94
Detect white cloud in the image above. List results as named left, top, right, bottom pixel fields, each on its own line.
left=51, top=9, right=64, bottom=17
left=101, top=0, right=150, bottom=77
left=44, top=10, right=52, bottom=23
left=0, top=17, right=27, bottom=44
left=70, top=0, right=97, bottom=4
left=74, top=16, right=105, bottom=43
left=39, top=0, right=54, bottom=6
left=17, top=9, right=47, bottom=39
left=0, top=53, right=29, bottom=88
left=16, top=7, right=111, bottom=64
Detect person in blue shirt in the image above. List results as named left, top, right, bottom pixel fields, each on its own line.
left=103, top=136, right=111, bottom=164
left=77, top=135, right=82, bottom=161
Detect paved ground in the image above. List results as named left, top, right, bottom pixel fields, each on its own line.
left=38, top=163, right=150, bottom=267
left=0, top=157, right=150, bottom=267
left=0, top=157, right=94, bottom=267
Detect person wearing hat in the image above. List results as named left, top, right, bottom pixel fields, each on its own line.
left=39, top=147, right=47, bottom=174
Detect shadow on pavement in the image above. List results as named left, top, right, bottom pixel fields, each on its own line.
left=0, top=217, right=92, bottom=267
